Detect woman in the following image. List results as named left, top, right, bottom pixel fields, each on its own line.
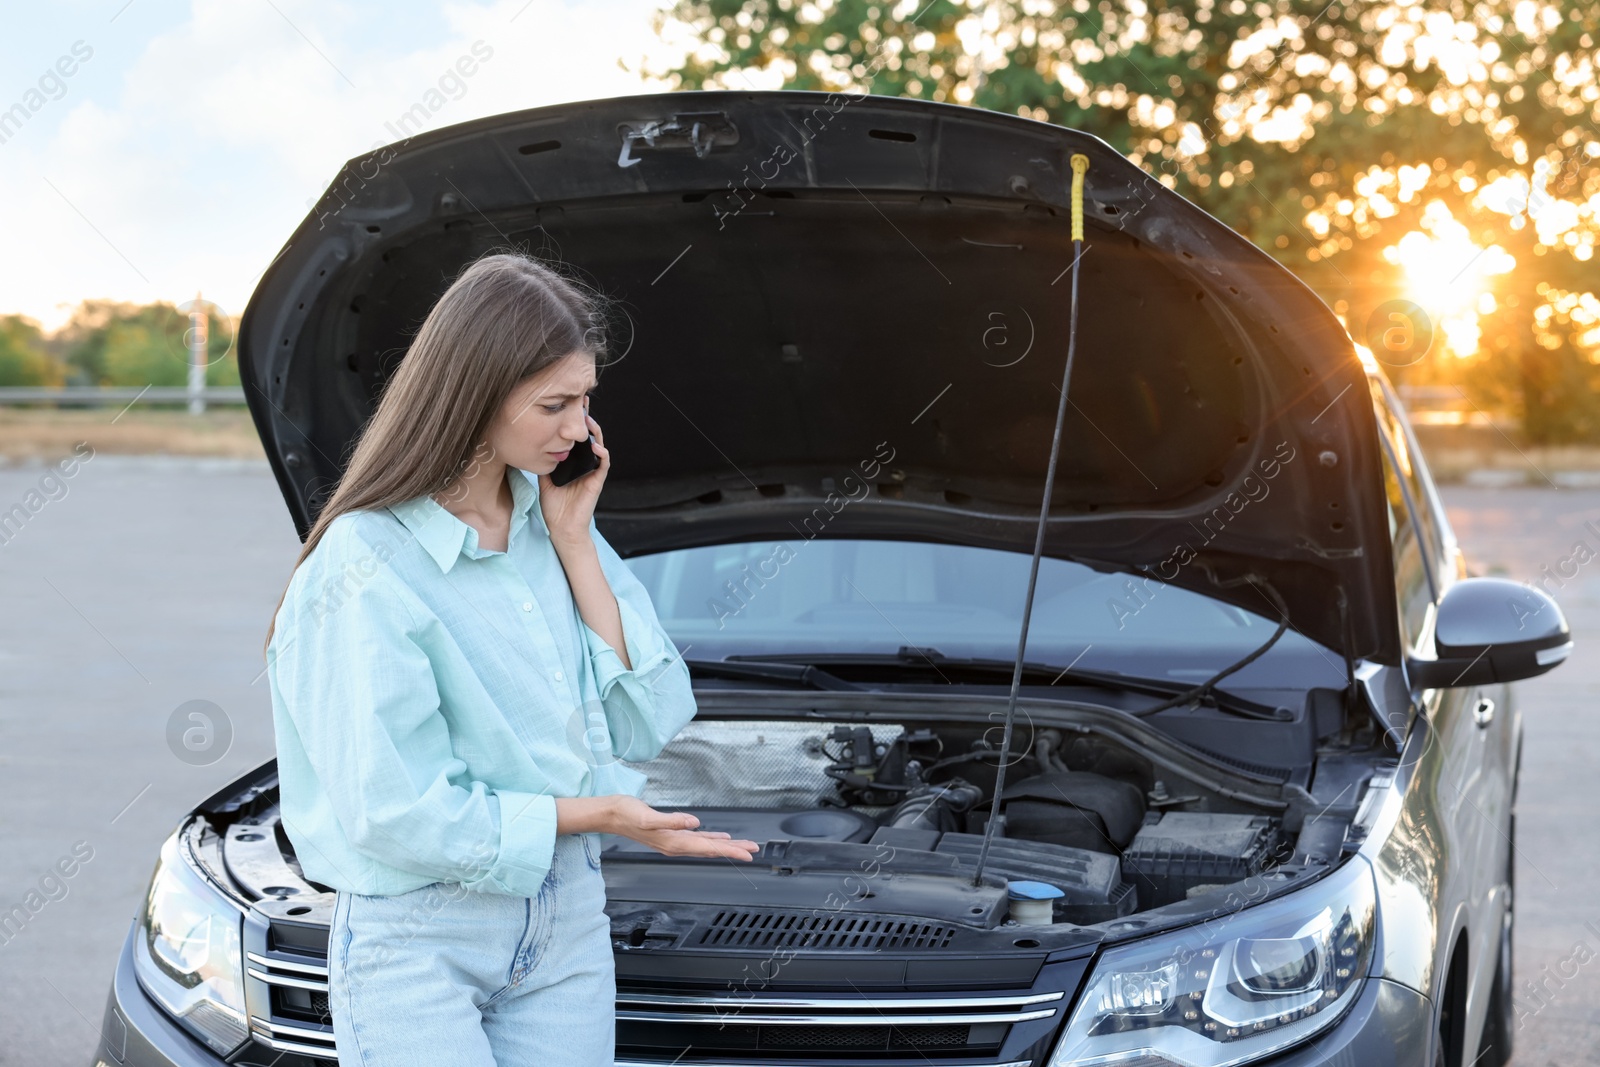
left=262, top=251, right=760, bottom=1066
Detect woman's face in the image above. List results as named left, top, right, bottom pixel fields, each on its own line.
left=488, top=352, right=598, bottom=474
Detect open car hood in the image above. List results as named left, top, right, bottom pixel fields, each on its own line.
left=239, top=90, right=1399, bottom=663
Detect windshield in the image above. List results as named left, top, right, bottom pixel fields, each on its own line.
left=626, top=538, right=1338, bottom=686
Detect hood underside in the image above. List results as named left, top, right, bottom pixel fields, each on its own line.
left=239, top=90, right=1399, bottom=663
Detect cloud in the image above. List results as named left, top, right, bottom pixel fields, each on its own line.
left=1, top=0, right=683, bottom=330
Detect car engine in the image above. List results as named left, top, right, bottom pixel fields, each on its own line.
left=607, top=718, right=1296, bottom=930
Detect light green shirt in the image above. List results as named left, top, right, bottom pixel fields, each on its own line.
left=266, top=466, right=695, bottom=897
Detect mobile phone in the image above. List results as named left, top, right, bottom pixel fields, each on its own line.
left=549, top=432, right=600, bottom=486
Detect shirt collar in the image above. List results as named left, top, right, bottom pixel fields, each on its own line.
left=388, top=466, right=541, bottom=574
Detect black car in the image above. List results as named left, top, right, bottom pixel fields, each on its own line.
left=92, top=90, right=1572, bottom=1067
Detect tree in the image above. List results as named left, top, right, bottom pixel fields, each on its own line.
left=650, top=0, right=1600, bottom=441
left=53, top=299, right=241, bottom=388
left=0, top=316, right=65, bottom=387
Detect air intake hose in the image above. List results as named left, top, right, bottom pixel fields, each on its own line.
left=886, top=778, right=984, bottom=832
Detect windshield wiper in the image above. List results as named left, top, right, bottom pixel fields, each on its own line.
left=731, top=648, right=1173, bottom=693
left=723, top=648, right=1293, bottom=721
left=1127, top=607, right=1291, bottom=720
left=685, top=658, right=861, bottom=691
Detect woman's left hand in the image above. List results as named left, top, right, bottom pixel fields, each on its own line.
left=538, top=407, right=610, bottom=547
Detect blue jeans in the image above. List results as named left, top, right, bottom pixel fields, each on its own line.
left=328, top=831, right=614, bottom=1065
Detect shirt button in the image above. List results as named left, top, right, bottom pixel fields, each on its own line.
left=553, top=671, right=564, bottom=682
left=522, top=601, right=533, bottom=612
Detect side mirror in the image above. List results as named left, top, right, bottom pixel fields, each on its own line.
left=1407, top=576, right=1572, bottom=689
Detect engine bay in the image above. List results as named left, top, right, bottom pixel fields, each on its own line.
left=210, top=704, right=1375, bottom=972
left=601, top=716, right=1350, bottom=932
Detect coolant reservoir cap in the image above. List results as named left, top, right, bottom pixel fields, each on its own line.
left=1006, top=880, right=1065, bottom=901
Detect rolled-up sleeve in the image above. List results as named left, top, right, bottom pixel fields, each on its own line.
left=270, top=559, right=556, bottom=897
left=579, top=520, right=697, bottom=762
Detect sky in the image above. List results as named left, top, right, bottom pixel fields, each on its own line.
left=0, top=0, right=707, bottom=332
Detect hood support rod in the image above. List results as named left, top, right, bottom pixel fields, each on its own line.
left=970, top=153, right=1092, bottom=888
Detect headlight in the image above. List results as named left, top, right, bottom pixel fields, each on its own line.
left=131, top=828, right=250, bottom=1057
left=1049, top=856, right=1377, bottom=1067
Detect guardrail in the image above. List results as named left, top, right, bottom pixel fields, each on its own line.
left=0, top=386, right=248, bottom=407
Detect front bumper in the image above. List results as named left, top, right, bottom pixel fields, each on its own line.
left=91, top=914, right=1434, bottom=1067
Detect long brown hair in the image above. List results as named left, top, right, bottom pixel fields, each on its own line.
left=261, top=250, right=611, bottom=655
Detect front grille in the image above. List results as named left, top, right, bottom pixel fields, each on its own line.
left=245, top=938, right=1057, bottom=1065
left=245, top=950, right=336, bottom=1061
left=310, top=990, right=329, bottom=1017
left=626, top=1020, right=977, bottom=1053
left=763, top=1022, right=972, bottom=1049
left=696, top=909, right=957, bottom=950
left=247, top=1017, right=337, bottom=1062
left=616, top=989, right=1059, bottom=1061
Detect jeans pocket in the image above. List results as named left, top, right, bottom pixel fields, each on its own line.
left=582, top=832, right=602, bottom=870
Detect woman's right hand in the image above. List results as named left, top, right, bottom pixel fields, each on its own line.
left=605, top=796, right=761, bottom=861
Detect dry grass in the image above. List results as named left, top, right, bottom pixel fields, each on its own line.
left=1410, top=426, right=1600, bottom=482
left=0, top=406, right=266, bottom=461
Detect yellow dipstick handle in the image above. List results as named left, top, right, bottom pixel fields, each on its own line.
left=1070, top=153, right=1090, bottom=242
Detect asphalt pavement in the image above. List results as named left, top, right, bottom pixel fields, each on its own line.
left=0, top=456, right=1594, bottom=1065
